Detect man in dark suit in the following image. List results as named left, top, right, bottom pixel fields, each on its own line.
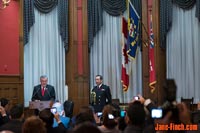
left=92, top=75, right=112, bottom=113
left=32, top=75, right=56, bottom=101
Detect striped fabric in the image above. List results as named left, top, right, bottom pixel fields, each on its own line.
left=58, top=0, right=69, bottom=51
left=196, top=0, right=200, bottom=21
left=34, top=0, right=58, bottom=13
left=87, top=0, right=142, bottom=49
left=160, top=0, right=200, bottom=49
left=24, top=0, right=35, bottom=45
left=102, top=0, right=126, bottom=16
left=159, top=0, right=173, bottom=49
left=23, top=0, right=68, bottom=51
left=173, top=0, right=196, bottom=9
left=87, top=0, right=103, bottom=49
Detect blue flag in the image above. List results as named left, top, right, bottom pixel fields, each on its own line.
left=127, top=1, right=140, bottom=59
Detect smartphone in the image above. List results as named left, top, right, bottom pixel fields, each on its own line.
left=50, top=107, right=57, bottom=114
left=120, top=110, right=126, bottom=117
left=134, top=96, right=140, bottom=100
left=151, top=108, right=163, bottom=119
left=108, top=114, right=114, bottom=119
left=97, top=112, right=102, bottom=117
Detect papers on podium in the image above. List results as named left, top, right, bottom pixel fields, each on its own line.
left=29, top=101, right=51, bottom=111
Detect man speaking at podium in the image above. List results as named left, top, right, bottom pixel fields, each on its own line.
left=32, top=75, right=55, bottom=101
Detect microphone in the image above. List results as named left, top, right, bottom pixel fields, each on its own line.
left=32, top=88, right=40, bottom=101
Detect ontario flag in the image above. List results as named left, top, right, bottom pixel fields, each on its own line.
left=127, top=0, right=140, bottom=59
left=148, top=13, right=156, bottom=93
left=121, top=17, right=129, bottom=92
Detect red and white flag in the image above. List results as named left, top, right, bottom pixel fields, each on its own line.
left=121, top=17, right=129, bottom=92
left=148, top=12, right=156, bottom=93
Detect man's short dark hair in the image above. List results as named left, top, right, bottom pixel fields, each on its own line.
left=39, top=109, right=54, bottom=127
left=96, top=75, right=103, bottom=80
left=74, top=122, right=101, bottom=133
left=10, top=104, right=24, bottom=119
left=0, top=98, right=9, bottom=107
left=127, top=101, right=145, bottom=126
left=75, top=112, right=95, bottom=126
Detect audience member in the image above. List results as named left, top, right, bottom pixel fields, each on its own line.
left=0, top=98, right=11, bottom=126
left=39, top=109, right=66, bottom=133
left=73, top=122, right=101, bottom=133
left=98, top=105, right=119, bottom=133
left=52, top=102, right=70, bottom=129
left=0, top=131, right=14, bottom=133
left=118, top=117, right=127, bottom=132
left=22, top=116, right=46, bottom=133
left=75, top=112, right=95, bottom=126
left=177, top=102, right=192, bottom=124
left=71, top=106, right=96, bottom=128
left=197, top=102, right=200, bottom=110
left=0, top=104, right=24, bottom=133
left=124, top=101, right=145, bottom=133
left=192, top=102, right=200, bottom=124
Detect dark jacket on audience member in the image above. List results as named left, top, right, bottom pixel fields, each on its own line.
left=46, top=122, right=66, bottom=133
left=123, top=125, right=143, bottom=133
left=0, top=114, right=10, bottom=126
left=0, top=119, right=23, bottom=133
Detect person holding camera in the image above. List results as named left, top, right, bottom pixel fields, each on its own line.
left=98, top=105, right=119, bottom=133
left=124, top=101, right=146, bottom=133
left=0, top=98, right=10, bottom=126
left=39, top=109, right=67, bottom=133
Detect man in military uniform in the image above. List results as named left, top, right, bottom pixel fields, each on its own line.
left=91, top=75, right=112, bottom=113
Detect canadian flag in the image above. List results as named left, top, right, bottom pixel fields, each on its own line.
left=121, top=17, right=129, bottom=92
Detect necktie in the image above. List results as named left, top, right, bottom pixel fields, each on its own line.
left=42, top=87, right=45, bottom=96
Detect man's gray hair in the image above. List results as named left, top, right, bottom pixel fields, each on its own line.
left=40, top=75, right=48, bottom=79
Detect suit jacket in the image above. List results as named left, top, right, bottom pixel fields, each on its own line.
left=92, top=84, right=112, bottom=112
left=0, top=119, right=23, bottom=133
left=0, top=114, right=10, bottom=126
left=32, top=84, right=56, bottom=101
left=123, top=125, right=143, bottom=133
left=46, top=123, right=67, bottom=133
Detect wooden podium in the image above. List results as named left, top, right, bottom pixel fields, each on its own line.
left=29, top=101, right=51, bottom=111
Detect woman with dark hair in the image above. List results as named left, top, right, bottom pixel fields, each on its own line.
left=22, top=116, right=46, bottom=133
left=74, top=122, right=101, bottom=133
left=98, top=105, right=119, bottom=133
left=71, top=106, right=96, bottom=128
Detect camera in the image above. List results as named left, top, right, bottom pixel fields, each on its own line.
left=50, top=107, right=57, bottom=114
left=151, top=108, right=163, bottom=119
left=120, top=110, right=126, bottom=117
left=134, top=96, right=140, bottom=100
left=97, top=112, right=102, bottom=117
